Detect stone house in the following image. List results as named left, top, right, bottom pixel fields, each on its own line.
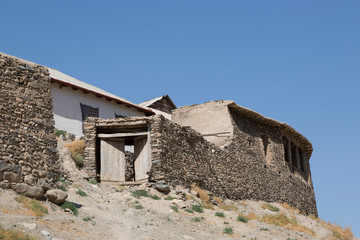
left=139, top=95, right=177, bottom=120
left=83, top=101, right=317, bottom=215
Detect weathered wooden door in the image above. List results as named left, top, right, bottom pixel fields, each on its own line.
left=134, top=136, right=151, bottom=181
left=100, top=139, right=125, bottom=183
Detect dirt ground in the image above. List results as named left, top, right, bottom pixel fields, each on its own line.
left=0, top=139, right=357, bottom=240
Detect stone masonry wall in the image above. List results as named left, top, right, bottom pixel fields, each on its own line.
left=0, top=53, right=59, bottom=189
left=149, top=115, right=317, bottom=216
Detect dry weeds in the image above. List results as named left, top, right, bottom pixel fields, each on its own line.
left=65, top=140, right=85, bottom=158
left=261, top=213, right=315, bottom=236
left=190, top=183, right=214, bottom=209
left=320, top=220, right=354, bottom=240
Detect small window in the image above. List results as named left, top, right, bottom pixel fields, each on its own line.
left=80, top=103, right=99, bottom=121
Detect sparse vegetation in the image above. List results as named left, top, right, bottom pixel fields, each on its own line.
left=191, top=204, right=203, bottom=213
left=223, top=221, right=229, bottom=224
left=245, top=212, right=258, bottom=221
left=65, top=140, right=85, bottom=168
left=280, top=203, right=300, bottom=213
left=58, top=186, right=67, bottom=192
left=83, top=216, right=94, bottom=222
left=170, top=206, right=179, bottom=212
left=237, top=216, right=248, bottom=223
left=164, top=196, right=175, bottom=200
left=89, top=179, right=99, bottom=185
left=55, top=130, right=66, bottom=137
left=261, top=213, right=315, bottom=236
left=135, top=204, right=144, bottom=209
left=76, top=189, right=87, bottom=197
left=15, top=195, right=48, bottom=217
left=213, top=196, right=223, bottom=205
left=132, top=190, right=149, bottom=199
left=262, top=203, right=280, bottom=212
left=320, top=220, right=354, bottom=240
left=185, top=208, right=194, bottom=213
left=219, top=203, right=238, bottom=211
left=190, top=183, right=214, bottom=209
left=150, top=195, right=161, bottom=200
left=260, top=227, right=270, bottom=231
left=215, top=211, right=225, bottom=217
left=61, top=201, right=79, bottom=216
left=191, top=217, right=203, bottom=222
left=0, top=224, right=37, bottom=240
left=223, top=227, right=233, bottom=235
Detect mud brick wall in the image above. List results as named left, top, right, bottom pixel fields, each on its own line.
left=149, top=115, right=317, bottom=216
left=0, top=53, right=59, bottom=186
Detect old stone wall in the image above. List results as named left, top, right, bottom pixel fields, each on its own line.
left=0, top=53, right=59, bottom=189
left=149, top=115, right=317, bottom=216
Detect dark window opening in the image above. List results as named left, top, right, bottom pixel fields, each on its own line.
left=299, top=149, right=305, bottom=172
left=80, top=103, right=99, bottom=121
left=260, top=134, right=269, bottom=156
left=291, top=144, right=297, bottom=167
left=283, top=137, right=290, bottom=163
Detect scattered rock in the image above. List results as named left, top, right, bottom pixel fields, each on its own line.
left=171, top=199, right=187, bottom=209
left=0, top=182, right=11, bottom=189
left=41, top=230, right=50, bottom=236
left=13, top=183, right=28, bottom=194
left=12, top=165, right=22, bottom=173
left=154, top=181, right=170, bottom=194
left=25, top=186, right=44, bottom=199
left=44, top=189, right=68, bottom=204
left=21, top=223, right=37, bottom=230
left=3, top=172, right=22, bottom=183
left=37, top=179, right=51, bottom=192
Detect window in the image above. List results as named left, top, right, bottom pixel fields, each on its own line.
left=80, top=103, right=99, bottom=121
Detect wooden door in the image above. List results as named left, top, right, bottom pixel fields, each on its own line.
left=134, top=136, right=150, bottom=181
left=100, top=138, right=125, bottom=183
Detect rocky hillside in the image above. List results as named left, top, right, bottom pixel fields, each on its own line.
left=0, top=138, right=356, bottom=240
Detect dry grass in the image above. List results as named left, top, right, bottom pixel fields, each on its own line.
left=15, top=195, right=48, bottom=217
left=261, top=213, right=315, bottom=236
left=262, top=203, right=280, bottom=212
left=190, top=183, right=214, bottom=210
left=245, top=212, right=258, bottom=221
left=65, top=140, right=85, bottom=158
left=219, top=203, right=238, bottom=211
left=0, top=224, right=37, bottom=240
left=213, top=196, right=223, bottom=205
left=308, top=214, right=319, bottom=221
left=320, top=220, right=354, bottom=240
left=280, top=202, right=300, bottom=213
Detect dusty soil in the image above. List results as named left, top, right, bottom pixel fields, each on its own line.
left=0, top=138, right=357, bottom=240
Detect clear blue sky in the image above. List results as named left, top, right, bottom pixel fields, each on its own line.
left=1, top=1, right=359, bottom=237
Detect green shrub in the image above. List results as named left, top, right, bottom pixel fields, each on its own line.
left=191, top=217, right=201, bottom=222
left=164, top=196, right=175, bottom=200
left=260, top=227, right=270, bottom=231
left=191, top=204, right=203, bottom=213
left=74, top=154, right=84, bottom=168
left=76, top=189, right=87, bottom=197
left=15, top=195, right=48, bottom=217
left=55, top=130, right=66, bottom=137
left=135, top=205, right=144, bottom=209
left=132, top=190, right=149, bottom=199
left=223, top=227, right=233, bottom=235
left=58, top=186, right=67, bottom=192
left=170, top=206, right=179, bottom=212
left=185, top=208, right=194, bottom=213
left=215, top=211, right=225, bottom=217
left=61, top=201, right=79, bottom=216
left=89, top=179, right=99, bottom=185
left=83, top=216, right=94, bottom=222
left=237, top=216, right=248, bottom=223
left=224, top=221, right=229, bottom=224
left=150, top=194, right=161, bottom=200
left=263, top=203, right=280, bottom=212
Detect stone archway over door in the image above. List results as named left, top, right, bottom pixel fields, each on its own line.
left=100, top=138, right=125, bottom=183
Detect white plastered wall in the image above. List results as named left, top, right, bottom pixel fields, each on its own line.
left=51, top=83, right=145, bottom=136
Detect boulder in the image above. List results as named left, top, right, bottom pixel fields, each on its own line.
left=3, top=172, right=22, bottom=183
left=154, top=181, right=170, bottom=194
left=25, top=186, right=44, bottom=199
left=171, top=199, right=187, bottom=209
left=44, top=189, right=68, bottom=204
left=13, top=183, right=28, bottom=194
left=37, top=179, right=51, bottom=192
